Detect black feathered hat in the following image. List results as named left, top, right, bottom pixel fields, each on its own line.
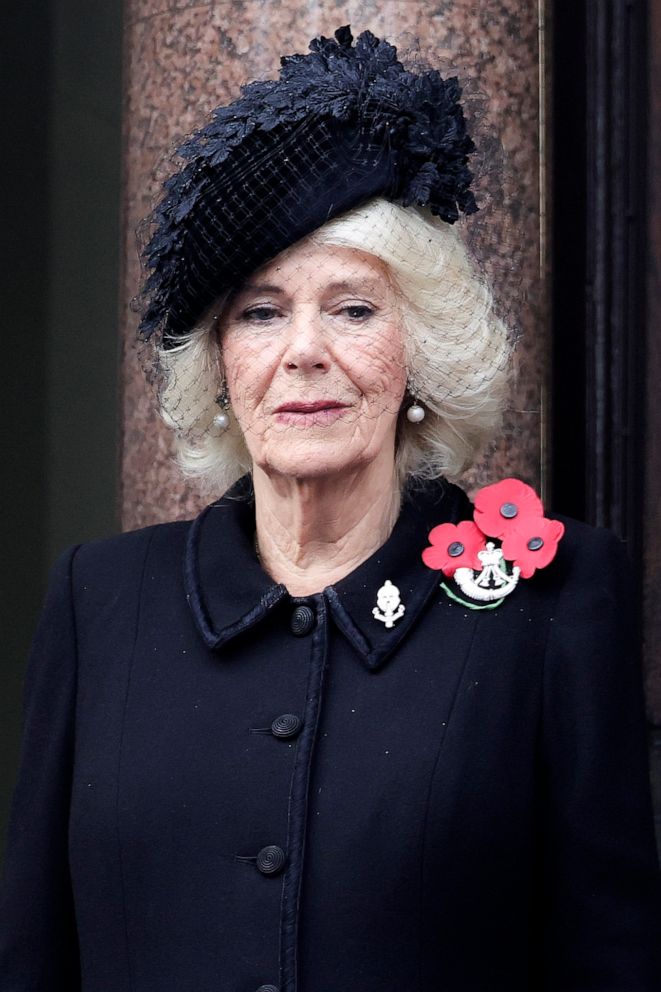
left=137, top=25, right=478, bottom=347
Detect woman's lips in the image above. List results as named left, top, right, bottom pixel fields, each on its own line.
left=273, top=400, right=351, bottom=425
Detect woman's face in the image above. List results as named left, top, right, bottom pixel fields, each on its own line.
left=219, top=241, right=408, bottom=481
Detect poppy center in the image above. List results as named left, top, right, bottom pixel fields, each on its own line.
left=448, top=541, right=465, bottom=557
left=500, top=502, right=518, bottom=519
left=527, top=536, right=544, bottom=551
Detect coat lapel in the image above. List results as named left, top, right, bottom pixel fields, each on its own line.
left=184, top=475, right=473, bottom=670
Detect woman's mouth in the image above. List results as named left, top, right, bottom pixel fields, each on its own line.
left=273, top=400, right=351, bottom=425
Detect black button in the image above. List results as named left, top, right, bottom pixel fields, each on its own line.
left=271, top=713, right=303, bottom=739
left=256, top=845, right=287, bottom=875
left=256, top=986, right=279, bottom=992
left=500, top=501, right=519, bottom=519
left=448, top=541, right=464, bottom=557
left=290, top=604, right=315, bottom=636
left=527, top=536, right=544, bottom=551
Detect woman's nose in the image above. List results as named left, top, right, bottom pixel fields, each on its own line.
left=280, top=309, right=329, bottom=373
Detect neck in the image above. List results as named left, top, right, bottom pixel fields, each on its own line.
left=253, top=456, right=401, bottom=596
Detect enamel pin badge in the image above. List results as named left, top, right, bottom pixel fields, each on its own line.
left=422, top=478, right=565, bottom=611
left=372, top=579, right=406, bottom=628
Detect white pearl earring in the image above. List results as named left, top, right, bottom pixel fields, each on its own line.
left=213, top=380, right=231, bottom=430
left=406, top=402, right=425, bottom=423
left=212, top=410, right=230, bottom=429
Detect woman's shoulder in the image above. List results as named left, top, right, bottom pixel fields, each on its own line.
left=549, top=512, right=631, bottom=583
left=77, top=516, right=192, bottom=565
left=526, top=513, right=633, bottom=639
left=51, top=517, right=197, bottom=603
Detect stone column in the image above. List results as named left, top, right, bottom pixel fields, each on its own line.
left=120, top=0, right=547, bottom=530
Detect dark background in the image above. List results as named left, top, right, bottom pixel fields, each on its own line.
left=1, top=0, right=659, bottom=869
left=1, top=0, right=123, bottom=860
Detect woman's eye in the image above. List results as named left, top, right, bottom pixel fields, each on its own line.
left=242, top=306, right=280, bottom=322
left=340, top=305, right=374, bottom=320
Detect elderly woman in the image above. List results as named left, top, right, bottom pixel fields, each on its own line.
left=1, top=25, right=660, bottom=992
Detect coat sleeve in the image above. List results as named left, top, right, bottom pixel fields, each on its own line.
left=0, top=545, right=82, bottom=990
left=539, top=525, right=661, bottom=990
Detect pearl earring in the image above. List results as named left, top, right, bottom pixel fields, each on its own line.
left=404, top=377, right=425, bottom=423
left=213, top=380, right=231, bottom=430
left=406, top=402, right=425, bottom=423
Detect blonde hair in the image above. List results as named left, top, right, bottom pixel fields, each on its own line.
left=156, top=197, right=511, bottom=494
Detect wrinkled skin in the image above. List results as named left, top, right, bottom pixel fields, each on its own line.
left=218, top=241, right=408, bottom=594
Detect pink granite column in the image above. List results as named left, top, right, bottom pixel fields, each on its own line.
left=120, top=0, right=547, bottom=530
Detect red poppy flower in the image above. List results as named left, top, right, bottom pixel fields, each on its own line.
left=500, top=517, right=565, bottom=578
left=422, top=520, right=486, bottom=577
left=473, top=478, right=544, bottom=540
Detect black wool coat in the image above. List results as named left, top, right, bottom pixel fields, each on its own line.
left=1, top=477, right=661, bottom=992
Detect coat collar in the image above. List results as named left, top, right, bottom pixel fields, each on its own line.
left=184, top=475, right=472, bottom=670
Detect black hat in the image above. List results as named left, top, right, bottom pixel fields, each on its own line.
left=137, top=25, right=478, bottom=347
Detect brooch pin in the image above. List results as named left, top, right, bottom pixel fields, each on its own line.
left=422, top=478, right=565, bottom=611
left=372, top=579, right=406, bottom=628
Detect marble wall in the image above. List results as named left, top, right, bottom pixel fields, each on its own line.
left=120, top=0, right=547, bottom=529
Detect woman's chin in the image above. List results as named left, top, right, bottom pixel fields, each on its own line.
left=254, top=442, right=375, bottom=483
left=261, top=458, right=359, bottom=482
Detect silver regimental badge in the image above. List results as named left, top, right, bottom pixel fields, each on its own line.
left=453, top=542, right=520, bottom=603
left=372, top=580, right=406, bottom=628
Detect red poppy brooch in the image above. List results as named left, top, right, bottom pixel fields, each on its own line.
left=422, top=478, right=565, bottom=610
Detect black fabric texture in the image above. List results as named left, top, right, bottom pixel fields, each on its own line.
left=1, top=477, right=661, bottom=990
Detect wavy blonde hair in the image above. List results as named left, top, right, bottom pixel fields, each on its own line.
left=156, top=197, right=511, bottom=494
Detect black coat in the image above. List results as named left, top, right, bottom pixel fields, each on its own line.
left=1, top=477, right=660, bottom=992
